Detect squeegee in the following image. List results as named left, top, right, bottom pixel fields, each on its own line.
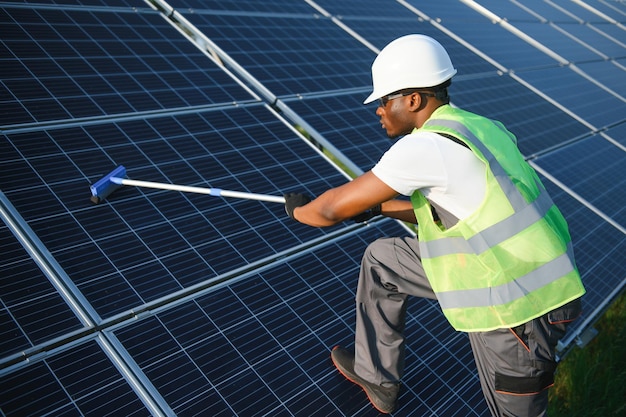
left=90, top=165, right=286, bottom=204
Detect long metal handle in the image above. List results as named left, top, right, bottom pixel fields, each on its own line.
left=113, top=178, right=286, bottom=204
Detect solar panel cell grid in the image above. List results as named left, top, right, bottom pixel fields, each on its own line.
left=338, top=18, right=501, bottom=76
left=513, top=21, right=612, bottom=62
left=3, top=0, right=147, bottom=6
left=0, top=7, right=254, bottom=126
left=577, top=60, right=626, bottom=97
left=516, top=66, right=626, bottom=129
left=1, top=104, right=350, bottom=320
left=586, top=0, right=626, bottom=19
left=164, top=0, right=316, bottom=14
left=450, top=75, right=591, bottom=156
left=539, top=174, right=626, bottom=344
left=311, top=0, right=423, bottom=18
left=536, top=138, right=626, bottom=227
left=2, top=0, right=624, bottom=416
left=0, top=340, right=149, bottom=416
left=472, top=0, right=573, bottom=22
left=402, top=0, right=487, bottom=23
left=184, top=12, right=376, bottom=97
left=553, top=22, right=626, bottom=59
left=0, top=224, right=85, bottom=357
left=284, top=94, right=391, bottom=170
left=113, top=221, right=488, bottom=416
left=605, top=121, right=626, bottom=146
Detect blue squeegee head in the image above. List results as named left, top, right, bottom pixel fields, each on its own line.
left=89, top=165, right=126, bottom=204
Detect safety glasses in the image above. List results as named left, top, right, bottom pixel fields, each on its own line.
left=378, top=91, right=414, bottom=108
left=378, top=90, right=436, bottom=108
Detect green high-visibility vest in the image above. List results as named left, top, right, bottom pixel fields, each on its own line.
left=412, top=105, right=585, bottom=332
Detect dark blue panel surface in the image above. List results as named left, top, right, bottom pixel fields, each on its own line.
left=474, top=0, right=579, bottom=22
left=535, top=137, right=626, bottom=227
left=182, top=11, right=377, bottom=96
left=513, top=22, right=611, bottom=62
left=0, top=6, right=253, bottom=126
left=338, top=17, right=500, bottom=77
left=605, top=121, right=626, bottom=147
left=165, top=0, right=316, bottom=14
left=2, top=0, right=146, bottom=6
left=403, top=1, right=560, bottom=71
left=546, top=0, right=619, bottom=22
left=0, top=223, right=84, bottom=358
left=0, top=105, right=349, bottom=319
left=577, top=60, right=626, bottom=97
left=115, top=220, right=489, bottom=416
left=539, top=173, right=626, bottom=343
left=313, top=0, right=428, bottom=18
left=285, top=93, right=393, bottom=171
left=450, top=75, right=592, bottom=156
left=0, top=340, right=149, bottom=416
left=517, top=66, right=626, bottom=129
left=551, top=22, right=626, bottom=59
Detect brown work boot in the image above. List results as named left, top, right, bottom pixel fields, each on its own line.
left=331, top=346, right=399, bottom=414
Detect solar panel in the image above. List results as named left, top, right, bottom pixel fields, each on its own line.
left=512, top=21, right=618, bottom=62
left=516, top=66, right=625, bottom=128
left=173, top=11, right=377, bottom=97
left=0, top=339, right=153, bottom=416
left=0, top=214, right=84, bottom=358
left=536, top=172, right=626, bottom=345
left=605, top=119, right=626, bottom=146
left=2, top=0, right=624, bottom=416
left=164, top=0, right=316, bottom=14
left=0, top=6, right=254, bottom=126
left=322, top=17, right=501, bottom=76
left=437, top=19, right=562, bottom=71
left=582, top=0, right=626, bottom=20
left=112, top=223, right=488, bottom=416
left=1, top=104, right=351, bottom=319
left=473, top=0, right=581, bottom=22
left=283, top=94, right=391, bottom=171
left=572, top=60, right=626, bottom=97
left=535, top=137, right=626, bottom=226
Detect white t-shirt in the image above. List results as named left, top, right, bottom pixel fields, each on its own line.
left=371, top=131, right=487, bottom=220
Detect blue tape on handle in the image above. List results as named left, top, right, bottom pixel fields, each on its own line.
left=209, top=188, right=222, bottom=196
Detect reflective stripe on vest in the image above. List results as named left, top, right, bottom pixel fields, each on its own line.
left=421, top=189, right=554, bottom=258
left=437, top=243, right=576, bottom=310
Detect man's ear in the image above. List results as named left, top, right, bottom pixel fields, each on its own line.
left=408, top=92, right=425, bottom=111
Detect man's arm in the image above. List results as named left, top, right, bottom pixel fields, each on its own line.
left=291, top=171, right=417, bottom=227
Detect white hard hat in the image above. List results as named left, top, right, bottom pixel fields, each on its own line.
left=364, top=34, right=457, bottom=104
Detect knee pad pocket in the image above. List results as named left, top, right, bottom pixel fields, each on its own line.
left=495, top=371, right=554, bottom=395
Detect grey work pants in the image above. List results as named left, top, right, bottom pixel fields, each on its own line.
left=354, top=236, right=581, bottom=417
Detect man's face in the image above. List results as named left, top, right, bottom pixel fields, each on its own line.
left=375, top=94, right=417, bottom=139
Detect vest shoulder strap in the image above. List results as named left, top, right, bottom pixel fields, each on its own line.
left=436, top=132, right=470, bottom=149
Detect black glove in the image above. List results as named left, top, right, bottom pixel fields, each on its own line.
left=351, top=204, right=382, bottom=223
left=284, top=193, right=311, bottom=221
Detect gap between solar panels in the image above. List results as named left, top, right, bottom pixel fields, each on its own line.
left=89, top=165, right=286, bottom=204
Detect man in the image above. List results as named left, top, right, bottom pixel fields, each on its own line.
left=284, top=34, right=585, bottom=416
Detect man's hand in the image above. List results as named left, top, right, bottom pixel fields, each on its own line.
left=284, top=193, right=311, bottom=221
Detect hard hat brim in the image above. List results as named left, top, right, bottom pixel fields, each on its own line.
left=363, top=91, right=379, bottom=105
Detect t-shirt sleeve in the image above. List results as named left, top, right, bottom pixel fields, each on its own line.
left=371, top=133, right=447, bottom=196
